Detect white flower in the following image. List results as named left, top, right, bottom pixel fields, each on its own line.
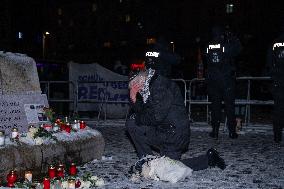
left=95, top=178, right=105, bottom=187
left=27, top=128, right=38, bottom=139
left=34, top=137, right=44, bottom=145
left=90, top=176, right=98, bottom=181
left=80, top=181, right=91, bottom=189
left=61, top=180, right=68, bottom=189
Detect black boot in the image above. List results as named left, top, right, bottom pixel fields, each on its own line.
left=274, top=132, right=282, bottom=143
left=229, top=132, right=238, bottom=139
left=209, top=126, right=219, bottom=139
left=207, top=148, right=226, bottom=170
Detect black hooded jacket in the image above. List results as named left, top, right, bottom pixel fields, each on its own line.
left=131, top=72, right=190, bottom=145
left=205, top=28, right=242, bottom=80
left=266, top=33, right=284, bottom=86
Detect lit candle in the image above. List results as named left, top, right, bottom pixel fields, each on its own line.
left=68, top=179, right=76, bottom=189
left=6, top=170, right=18, bottom=187
left=48, top=165, right=56, bottom=179
left=43, top=177, right=50, bottom=189
left=0, top=131, right=5, bottom=146
left=79, top=121, right=86, bottom=129
left=11, top=128, right=19, bottom=141
left=72, top=120, right=79, bottom=131
left=53, top=123, right=60, bottom=132
left=56, top=167, right=64, bottom=178
left=65, top=116, right=69, bottom=123
left=65, top=124, right=71, bottom=133
left=24, top=170, right=32, bottom=182
left=69, top=163, right=77, bottom=176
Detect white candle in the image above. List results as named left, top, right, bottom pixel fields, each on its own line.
left=53, top=123, right=60, bottom=132
left=0, top=131, right=5, bottom=146
left=25, top=171, right=32, bottom=182
left=68, top=179, right=76, bottom=189
left=72, top=120, right=80, bottom=131
left=11, top=128, right=19, bottom=139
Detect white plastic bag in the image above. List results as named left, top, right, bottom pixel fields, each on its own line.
left=141, top=156, right=193, bottom=183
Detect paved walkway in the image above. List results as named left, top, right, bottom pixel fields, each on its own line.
left=79, top=120, right=284, bottom=189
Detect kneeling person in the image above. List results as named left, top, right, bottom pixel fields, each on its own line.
left=126, top=50, right=225, bottom=172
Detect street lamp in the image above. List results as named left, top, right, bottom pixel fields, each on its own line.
left=42, top=31, right=50, bottom=59
left=170, top=41, right=175, bottom=53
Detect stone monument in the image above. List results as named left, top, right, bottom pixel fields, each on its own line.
left=0, top=51, right=48, bottom=134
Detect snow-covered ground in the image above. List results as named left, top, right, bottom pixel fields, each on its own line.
left=78, top=120, right=284, bottom=189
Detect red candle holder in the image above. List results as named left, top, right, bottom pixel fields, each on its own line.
left=48, top=165, right=56, bottom=179
left=43, top=177, right=50, bottom=189
left=6, top=170, right=18, bottom=187
left=79, top=121, right=86, bottom=129
left=57, top=163, right=65, bottom=178
left=60, top=123, right=66, bottom=131
left=56, top=167, right=64, bottom=178
left=69, top=163, right=77, bottom=176
left=65, top=124, right=71, bottom=133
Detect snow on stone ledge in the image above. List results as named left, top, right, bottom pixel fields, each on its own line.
left=17, top=127, right=102, bottom=146
left=53, top=127, right=102, bottom=142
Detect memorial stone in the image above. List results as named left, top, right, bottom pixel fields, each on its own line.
left=0, top=52, right=48, bottom=134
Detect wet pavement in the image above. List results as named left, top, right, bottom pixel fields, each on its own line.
left=79, top=120, right=284, bottom=189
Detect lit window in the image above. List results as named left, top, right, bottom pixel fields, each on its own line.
left=18, top=32, right=23, bottom=39
left=125, top=14, right=130, bottom=22
left=147, top=38, right=156, bottom=44
left=58, top=8, right=62, bottom=15
left=226, top=4, right=234, bottom=14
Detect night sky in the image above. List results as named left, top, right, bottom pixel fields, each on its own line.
left=1, top=0, right=284, bottom=78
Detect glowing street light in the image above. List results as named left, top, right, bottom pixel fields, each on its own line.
left=42, top=31, right=50, bottom=59
left=170, top=41, right=175, bottom=53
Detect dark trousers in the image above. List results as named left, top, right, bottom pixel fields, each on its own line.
left=272, top=88, right=284, bottom=141
left=208, top=77, right=236, bottom=134
left=126, top=119, right=208, bottom=171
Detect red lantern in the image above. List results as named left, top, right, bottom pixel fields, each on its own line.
left=57, top=163, right=65, bottom=178
left=79, top=121, right=86, bottom=129
left=43, top=177, right=50, bottom=189
left=69, top=163, right=77, bottom=176
left=56, top=167, right=64, bottom=178
left=48, top=165, right=56, bottom=179
left=65, top=125, right=71, bottom=133
left=60, top=123, right=66, bottom=131
left=6, top=170, right=18, bottom=187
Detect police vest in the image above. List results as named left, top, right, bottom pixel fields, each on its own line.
left=145, top=51, right=161, bottom=69
left=206, top=43, right=225, bottom=64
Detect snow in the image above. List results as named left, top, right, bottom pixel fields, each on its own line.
left=75, top=120, right=284, bottom=189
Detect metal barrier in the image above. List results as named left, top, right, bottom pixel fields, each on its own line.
left=40, top=77, right=273, bottom=126
left=40, top=81, right=77, bottom=112
left=187, top=76, right=273, bottom=126
left=75, top=79, right=188, bottom=120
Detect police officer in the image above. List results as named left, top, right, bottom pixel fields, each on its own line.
left=126, top=47, right=226, bottom=172
left=205, top=26, right=242, bottom=139
left=266, top=28, right=284, bottom=143
left=146, top=36, right=181, bottom=78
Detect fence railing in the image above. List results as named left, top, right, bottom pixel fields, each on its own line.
left=187, top=76, right=273, bottom=126
left=40, top=76, right=273, bottom=125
